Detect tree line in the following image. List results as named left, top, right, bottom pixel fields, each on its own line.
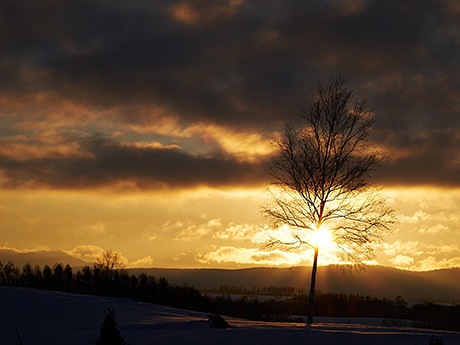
left=213, top=285, right=303, bottom=296
left=1, top=260, right=459, bottom=331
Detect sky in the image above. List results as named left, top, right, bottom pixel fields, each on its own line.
left=1, top=0, right=459, bottom=271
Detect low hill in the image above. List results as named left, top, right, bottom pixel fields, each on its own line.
left=0, top=249, right=87, bottom=268
left=129, top=265, right=460, bottom=303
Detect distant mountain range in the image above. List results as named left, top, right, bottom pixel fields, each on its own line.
left=0, top=249, right=87, bottom=268
left=129, top=266, right=460, bottom=304
left=1, top=249, right=459, bottom=304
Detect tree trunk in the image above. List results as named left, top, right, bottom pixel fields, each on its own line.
left=306, top=247, right=319, bottom=325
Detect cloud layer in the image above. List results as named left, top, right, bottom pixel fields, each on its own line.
left=0, top=0, right=459, bottom=190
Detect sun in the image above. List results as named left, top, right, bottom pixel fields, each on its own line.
left=310, top=225, right=334, bottom=249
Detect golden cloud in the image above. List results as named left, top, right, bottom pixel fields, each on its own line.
left=174, top=218, right=222, bottom=241
left=128, top=256, right=154, bottom=268
left=197, top=245, right=341, bottom=267
left=0, top=131, right=88, bottom=160
left=121, top=106, right=276, bottom=161
left=389, top=254, right=415, bottom=268
left=67, top=244, right=105, bottom=262
left=68, top=245, right=129, bottom=266
left=158, top=121, right=276, bottom=162
left=418, top=223, right=449, bottom=234
left=415, top=256, right=460, bottom=271
left=197, top=246, right=304, bottom=266
left=0, top=244, right=50, bottom=253
left=382, top=241, right=425, bottom=257
left=212, top=223, right=262, bottom=241
left=0, top=92, right=108, bottom=131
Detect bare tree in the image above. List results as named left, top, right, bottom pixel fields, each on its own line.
left=95, top=249, right=125, bottom=272
left=263, top=76, right=394, bottom=325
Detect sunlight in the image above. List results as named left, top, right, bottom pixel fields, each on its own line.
left=311, top=225, right=334, bottom=249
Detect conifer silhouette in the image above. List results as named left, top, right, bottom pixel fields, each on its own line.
left=94, top=308, right=130, bottom=345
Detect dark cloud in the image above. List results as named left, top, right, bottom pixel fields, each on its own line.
left=376, top=128, right=460, bottom=187
left=0, top=0, right=459, bottom=188
left=0, top=136, right=268, bottom=189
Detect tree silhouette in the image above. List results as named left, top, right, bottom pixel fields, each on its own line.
left=263, top=75, right=394, bottom=324
left=95, top=249, right=125, bottom=272
left=94, top=309, right=130, bottom=345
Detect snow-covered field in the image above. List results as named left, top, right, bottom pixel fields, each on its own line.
left=1, top=286, right=459, bottom=345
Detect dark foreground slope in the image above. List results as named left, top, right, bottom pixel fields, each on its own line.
left=2, top=286, right=459, bottom=345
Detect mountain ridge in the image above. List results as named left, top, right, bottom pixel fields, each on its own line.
left=0, top=249, right=87, bottom=268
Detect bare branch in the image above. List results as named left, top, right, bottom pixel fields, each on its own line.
left=263, top=75, right=394, bottom=266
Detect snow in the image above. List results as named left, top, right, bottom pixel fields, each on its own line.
left=1, top=286, right=459, bottom=345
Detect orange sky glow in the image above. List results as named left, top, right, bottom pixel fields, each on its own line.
left=1, top=186, right=460, bottom=271
left=1, top=0, right=459, bottom=272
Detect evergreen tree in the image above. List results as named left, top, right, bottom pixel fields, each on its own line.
left=94, top=309, right=130, bottom=345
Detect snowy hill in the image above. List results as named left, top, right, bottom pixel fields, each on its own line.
left=1, top=286, right=459, bottom=345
